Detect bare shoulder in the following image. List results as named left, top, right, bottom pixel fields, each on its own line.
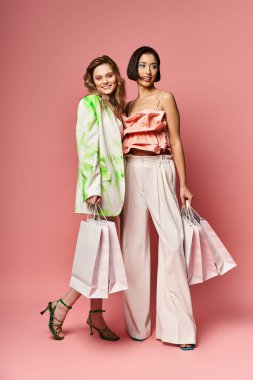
left=159, top=91, right=178, bottom=112
left=160, top=91, right=176, bottom=103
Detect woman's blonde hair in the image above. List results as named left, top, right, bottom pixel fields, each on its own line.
left=83, top=55, right=126, bottom=118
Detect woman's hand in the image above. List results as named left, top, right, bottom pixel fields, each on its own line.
left=86, top=195, right=101, bottom=205
left=180, top=185, right=194, bottom=207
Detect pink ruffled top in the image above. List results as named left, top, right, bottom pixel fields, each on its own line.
left=122, top=109, right=170, bottom=154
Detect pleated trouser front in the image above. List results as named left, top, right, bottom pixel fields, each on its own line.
left=122, top=154, right=196, bottom=344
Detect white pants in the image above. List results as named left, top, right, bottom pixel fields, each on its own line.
left=122, top=155, right=196, bottom=344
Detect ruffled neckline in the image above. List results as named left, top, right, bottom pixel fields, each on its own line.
left=122, top=109, right=165, bottom=121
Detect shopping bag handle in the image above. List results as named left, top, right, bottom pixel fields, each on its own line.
left=184, top=200, right=194, bottom=221
left=87, top=204, right=107, bottom=223
left=95, top=204, right=107, bottom=221
left=185, top=200, right=202, bottom=223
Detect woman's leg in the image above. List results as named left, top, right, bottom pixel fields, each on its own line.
left=51, top=288, right=81, bottom=338
left=122, top=157, right=151, bottom=340
left=87, top=216, right=120, bottom=339
left=143, top=157, right=196, bottom=345
left=88, top=299, right=113, bottom=330
left=52, top=293, right=115, bottom=337
left=51, top=216, right=120, bottom=338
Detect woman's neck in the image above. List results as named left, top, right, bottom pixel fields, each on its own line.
left=137, top=84, right=157, bottom=100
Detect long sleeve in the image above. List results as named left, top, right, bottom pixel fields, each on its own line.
left=76, top=95, right=101, bottom=201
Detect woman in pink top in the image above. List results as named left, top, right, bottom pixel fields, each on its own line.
left=122, top=46, right=196, bottom=350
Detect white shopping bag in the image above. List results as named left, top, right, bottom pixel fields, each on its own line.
left=108, top=221, right=128, bottom=294
left=70, top=219, right=109, bottom=297
left=181, top=201, right=236, bottom=285
left=70, top=205, right=128, bottom=298
left=188, top=203, right=237, bottom=275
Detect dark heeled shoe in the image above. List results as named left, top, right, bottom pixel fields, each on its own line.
left=40, top=298, right=72, bottom=340
left=87, top=309, right=120, bottom=341
left=179, top=344, right=195, bottom=351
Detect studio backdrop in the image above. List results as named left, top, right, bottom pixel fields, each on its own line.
left=1, top=0, right=252, bottom=323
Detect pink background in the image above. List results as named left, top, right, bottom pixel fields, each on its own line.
left=1, top=0, right=253, bottom=379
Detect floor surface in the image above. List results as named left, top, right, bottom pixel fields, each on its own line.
left=1, top=274, right=253, bottom=380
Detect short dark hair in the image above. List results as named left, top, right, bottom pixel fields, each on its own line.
left=127, top=46, right=161, bottom=82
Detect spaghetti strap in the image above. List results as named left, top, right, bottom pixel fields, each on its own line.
left=155, top=92, right=162, bottom=109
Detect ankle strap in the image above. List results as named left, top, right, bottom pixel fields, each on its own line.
left=89, top=309, right=105, bottom=314
left=59, top=298, right=72, bottom=309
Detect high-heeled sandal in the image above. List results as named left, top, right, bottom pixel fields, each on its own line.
left=87, top=309, right=120, bottom=341
left=40, top=298, right=72, bottom=340
left=179, top=344, right=195, bottom=351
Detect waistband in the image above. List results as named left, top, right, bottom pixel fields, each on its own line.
left=126, top=154, right=173, bottom=163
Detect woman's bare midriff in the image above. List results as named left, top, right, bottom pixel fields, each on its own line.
left=129, top=148, right=161, bottom=156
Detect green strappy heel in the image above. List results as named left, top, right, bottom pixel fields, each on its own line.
left=40, top=298, right=72, bottom=340
left=87, top=309, right=120, bottom=341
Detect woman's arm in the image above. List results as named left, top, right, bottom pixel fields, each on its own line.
left=162, top=92, right=193, bottom=206
left=76, top=96, right=101, bottom=204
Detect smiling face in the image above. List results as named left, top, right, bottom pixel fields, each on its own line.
left=137, top=53, right=158, bottom=87
left=93, top=63, right=117, bottom=96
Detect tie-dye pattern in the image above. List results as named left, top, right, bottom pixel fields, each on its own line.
left=75, top=94, right=125, bottom=216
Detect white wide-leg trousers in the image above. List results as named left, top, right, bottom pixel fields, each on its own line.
left=122, top=155, right=196, bottom=344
